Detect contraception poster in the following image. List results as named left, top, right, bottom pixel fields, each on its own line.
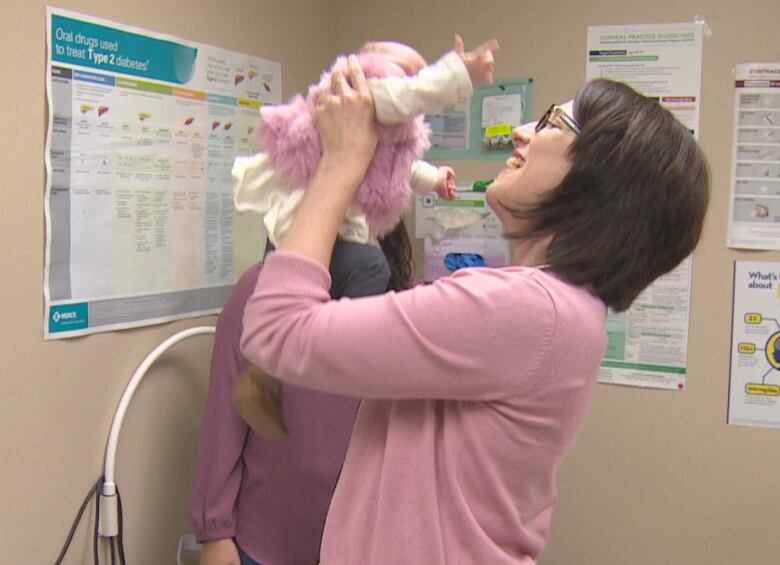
left=726, top=63, right=780, bottom=250
left=729, top=261, right=780, bottom=428
left=586, top=22, right=704, bottom=389
left=44, top=8, right=280, bottom=339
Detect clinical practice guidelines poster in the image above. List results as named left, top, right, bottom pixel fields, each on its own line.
left=44, top=8, right=280, bottom=339
left=586, top=22, right=703, bottom=389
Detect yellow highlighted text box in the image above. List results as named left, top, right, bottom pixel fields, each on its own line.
left=745, top=313, right=763, bottom=324
left=738, top=343, right=756, bottom=354
left=745, top=383, right=780, bottom=396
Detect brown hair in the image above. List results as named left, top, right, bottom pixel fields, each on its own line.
left=508, top=79, right=710, bottom=311
left=379, top=219, right=415, bottom=291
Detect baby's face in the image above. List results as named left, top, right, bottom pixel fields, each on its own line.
left=359, top=41, right=427, bottom=76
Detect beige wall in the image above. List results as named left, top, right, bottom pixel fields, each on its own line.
left=2, top=0, right=779, bottom=563
left=0, top=1, right=336, bottom=563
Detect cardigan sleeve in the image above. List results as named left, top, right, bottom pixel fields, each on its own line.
left=240, top=252, right=558, bottom=401
left=190, top=266, right=258, bottom=543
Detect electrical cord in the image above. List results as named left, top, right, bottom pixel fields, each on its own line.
left=116, top=484, right=127, bottom=564
left=53, top=474, right=128, bottom=564
left=54, top=476, right=102, bottom=565
left=94, top=477, right=101, bottom=564
left=57, top=326, right=215, bottom=564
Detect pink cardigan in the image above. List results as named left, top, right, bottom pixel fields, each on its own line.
left=241, top=252, right=607, bottom=564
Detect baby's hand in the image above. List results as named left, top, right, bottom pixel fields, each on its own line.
left=435, top=166, right=457, bottom=200
left=454, top=34, right=499, bottom=85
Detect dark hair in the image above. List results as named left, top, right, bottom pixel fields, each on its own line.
left=379, top=220, right=415, bottom=291
left=508, top=79, right=710, bottom=312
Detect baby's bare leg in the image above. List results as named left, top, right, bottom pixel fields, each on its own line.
left=232, top=364, right=288, bottom=439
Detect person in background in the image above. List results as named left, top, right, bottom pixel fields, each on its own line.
left=191, top=220, right=415, bottom=565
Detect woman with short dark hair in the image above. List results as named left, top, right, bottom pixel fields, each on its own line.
left=239, top=58, right=710, bottom=564
left=496, top=78, right=709, bottom=312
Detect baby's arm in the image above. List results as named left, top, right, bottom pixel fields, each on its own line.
left=369, top=37, right=498, bottom=124
left=369, top=52, right=470, bottom=124
left=411, top=161, right=457, bottom=200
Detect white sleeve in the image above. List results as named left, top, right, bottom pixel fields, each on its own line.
left=410, top=160, right=439, bottom=195
left=232, top=152, right=277, bottom=214
left=368, top=51, right=472, bottom=125
left=233, top=152, right=298, bottom=216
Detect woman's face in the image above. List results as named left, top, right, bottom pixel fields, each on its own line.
left=486, top=101, right=577, bottom=232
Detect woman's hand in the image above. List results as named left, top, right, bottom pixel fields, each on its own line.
left=313, top=55, right=378, bottom=185
left=199, top=538, right=240, bottom=565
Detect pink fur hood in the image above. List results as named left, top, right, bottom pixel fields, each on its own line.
left=255, top=51, right=431, bottom=235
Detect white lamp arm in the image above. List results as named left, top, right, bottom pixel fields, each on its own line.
left=99, top=326, right=216, bottom=537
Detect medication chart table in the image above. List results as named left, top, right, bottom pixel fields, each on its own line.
left=45, top=8, right=280, bottom=338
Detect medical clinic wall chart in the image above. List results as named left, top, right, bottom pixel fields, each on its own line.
left=44, top=8, right=280, bottom=339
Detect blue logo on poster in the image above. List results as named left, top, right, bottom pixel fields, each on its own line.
left=50, top=303, right=89, bottom=333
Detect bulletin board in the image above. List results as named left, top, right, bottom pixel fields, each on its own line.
left=425, top=78, right=533, bottom=161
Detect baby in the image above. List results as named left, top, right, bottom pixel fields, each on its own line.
left=232, top=35, right=497, bottom=438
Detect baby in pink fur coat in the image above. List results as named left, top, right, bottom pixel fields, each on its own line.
left=232, top=36, right=498, bottom=438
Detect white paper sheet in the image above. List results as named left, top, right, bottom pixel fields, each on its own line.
left=726, top=63, right=780, bottom=250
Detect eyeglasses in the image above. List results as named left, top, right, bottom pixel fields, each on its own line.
left=534, top=104, right=582, bottom=135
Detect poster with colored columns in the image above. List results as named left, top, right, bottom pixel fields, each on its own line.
left=44, top=8, right=280, bottom=339
left=729, top=261, right=780, bottom=428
